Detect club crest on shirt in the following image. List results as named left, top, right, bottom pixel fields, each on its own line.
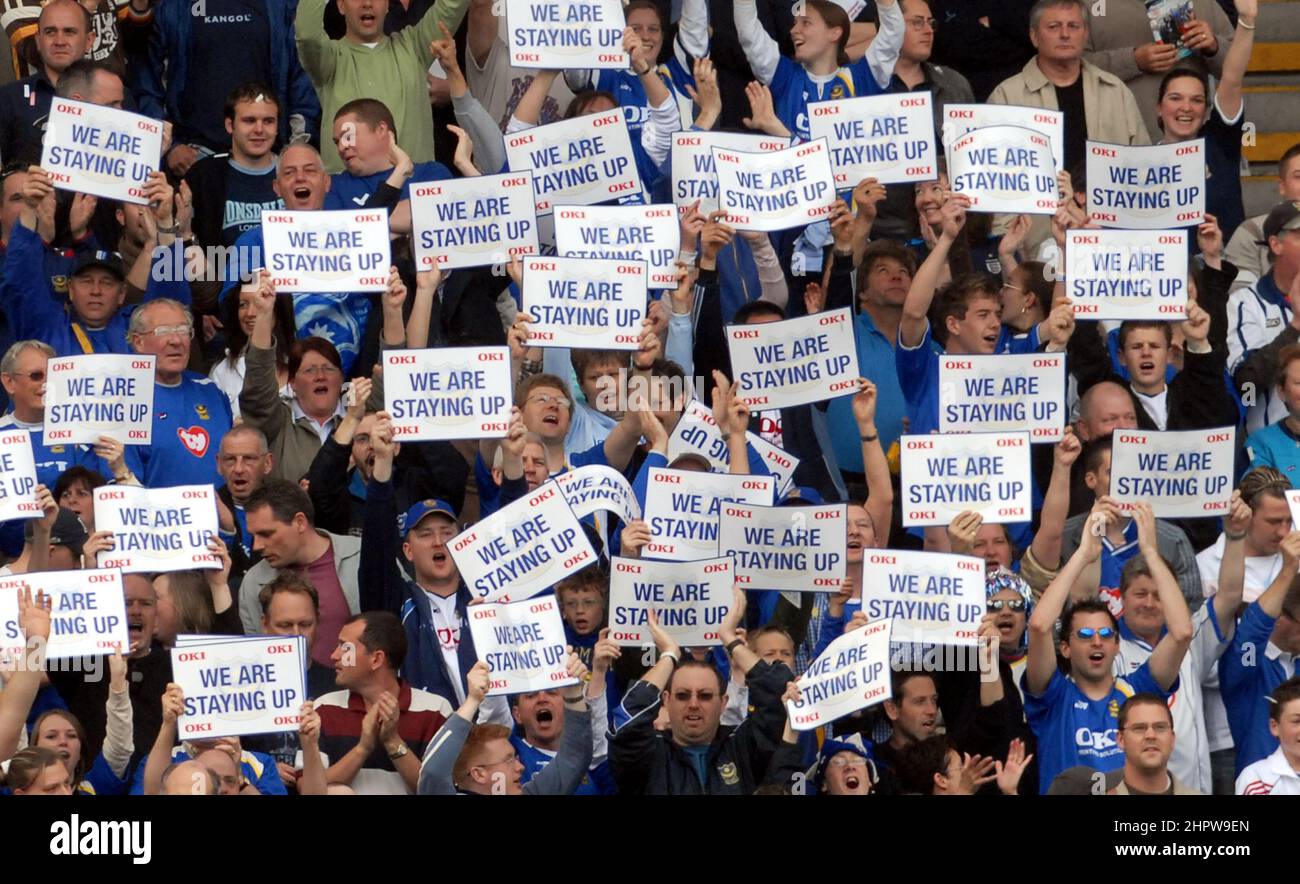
left=178, top=425, right=210, bottom=458
left=52, top=275, right=69, bottom=294
left=195, top=405, right=210, bottom=421
left=1107, top=699, right=1120, bottom=719
left=717, top=762, right=739, bottom=785
left=1267, top=317, right=1282, bottom=328
left=829, top=83, right=847, bottom=100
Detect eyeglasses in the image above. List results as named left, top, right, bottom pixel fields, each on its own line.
left=477, top=751, right=518, bottom=767
left=1001, top=282, right=1026, bottom=295
left=1122, top=722, right=1171, bottom=735
left=826, top=755, right=865, bottom=768
left=6, top=370, right=45, bottom=382
left=1074, top=627, right=1116, bottom=640
left=905, top=16, right=936, bottom=30
left=297, top=364, right=341, bottom=378
left=562, top=598, right=600, bottom=611
left=527, top=394, right=571, bottom=409
left=144, top=324, right=193, bottom=339
left=987, top=598, right=1027, bottom=613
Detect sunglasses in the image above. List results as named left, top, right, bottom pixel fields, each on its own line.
left=987, top=599, right=1026, bottom=613
left=1074, top=627, right=1116, bottom=640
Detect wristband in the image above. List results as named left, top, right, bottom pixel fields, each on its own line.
left=725, top=638, right=745, bottom=656
left=660, top=649, right=680, bottom=668
left=1224, top=530, right=1247, bottom=541
left=860, top=433, right=878, bottom=442
left=1238, top=19, right=1255, bottom=29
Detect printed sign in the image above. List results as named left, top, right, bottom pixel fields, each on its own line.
left=1110, top=427, right=1235, bottom=518
left=554, top=204, right=680, bottom=288
left=1086, top=140, right=1206, bottom=229
left=505, top=111, right=643, bottom=215
left=383, top=347, right=513, bottom=441
left=713, top=138, right=837, bottom=231
left=900, top=432, right=1033, bottom=527
left=718, top=503, right=847, bottom=592
left=171, top=635, right=308, bottom=739
left=942, top=104, right=1063, bottom=170
left=727, top=307, right=859, bottom=410
left=666, top=398, right=800, bottom=497
left=506, top=0, right=628, bottom=69
left=643, top=467, right=775, bottom=561
left=1065, top=228, right=1189, bottom=319
left=554, top=465, right=641, bottom=524
left=809, top=92, right=937, bottom=186
left=410, top=172, right=539, bottom=270
left=0, top=569, right=128, bottom=660
left=786, top=618, right=892, bottom=731
left=671, top=131, right=788, bottom=215
left=860, top=549, right=986, bottom=646
left=93, top=485, right=221, bottom=574
left=607, top=555, right=734, bottom=647
left=0, top=430, right=40, bottom=521
left=261, top=208, right=391, bottom=293
left=522, top=256, right=647, bottom=350
left=449, top=481, right=597, bottom=602
left=467, top=595, right=577, bottom=695
left=41, top=98, right=162, bottom=204
left=44, top=354, right=155, bottom=445
left=938, top=353, right=1066, bottom=442
left=947, top=125, right=1057, bottom=214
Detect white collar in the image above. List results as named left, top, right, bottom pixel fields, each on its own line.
left=1265, top=746, right=1300, bottom=779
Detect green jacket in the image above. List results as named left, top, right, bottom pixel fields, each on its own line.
left=295, top=0, right=471, bottom=172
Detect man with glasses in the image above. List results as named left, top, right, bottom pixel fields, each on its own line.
left=1109, top=694, right=1203, bottom=794
left=1025, top=504, right=1193, bottom=791
left=126, top=297, right=233, bottom=487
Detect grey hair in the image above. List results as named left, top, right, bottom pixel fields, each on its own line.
left=1029, top=0, right=1090, bottom=30
left=127, top=299, right=193, bottom=342
left=221, top=424, right=270, bottom=456
left=1, top=340, right=55, bottom=376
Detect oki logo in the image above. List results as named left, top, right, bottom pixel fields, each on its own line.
left=997, top=507, right=1023, bottom=516
left=273, top=716, right=301, bottom=725
left=1033, top=114, right=1055, bottom=123
left=508, top=246, right=533, bottom=256
left=101, top=490, right=126, bottom=500
left=1030, top=135, right=1048, bottom=147
left=1118, top=434, right=1146, bottom=445
left=529, top=488, right=556, bottom=505
left=909, top=511, right=937, bottom=521
left=828, top=380, right=856, bottom=392
left=951, top=110, right=975, bottom=119
left=679, top=137, right=702, bottom=146
left=96, top=640, right=119, bottom=649
left=618, top=264, right=642, bottom=275
left=1090, top=146, right=1118, bottom=157
left=1073, top=235, right=1100, bottom=244
left=390, top=355, right=417, bottom=364
left=655, top=473, right=683, bottom=484
left=58, top=102, right=83, bottom=115
left=516, top=53, right=540, bottom=62
left=616, top=562, right=642, bottom=574
left=646, top=543, right=671, bottom=553
left=267, top=644, right=294, bottom=654
left=869, top=554, right=897, bottom=565
left=746, top=396, right=769, bottom=406
left=819, top=313, right=846, bottom=325
left=414, top=186, right=442, bottom=197
left=131, top=360, right=152, bottom=370
left=1075, top=304, right=1100, bottom=313
left=796, top=144, right=819, bottom=157
left=811, top=106, right=838, bottom=116
left=768, top=454, right=792, bottom=469
left=944, top=360, right=973, bottom=370
left=704, top=563, right=728, bottom=573
left=900, top=97, right=926, bottom=107
left=905, top=166, right=933, bottom=176
left=794, top=712, right=819, bottom=725
left=733, top=329, right=760, bottom=339
left=529, top=602, right=551, bottom=614
left=1032, top=358, right=1058, bottom=368
left=728, top=509, right=753, bottom=519
left=1031, top=428, right=1057, bottom=437
left=102, top=558, right=129, bottom=568
left=512, top=134, right=536, bottom=146
left=471, top=608, right=493, bottom=620
left=1206, top=432, right=1231, bottom=443
left=563, top=552, right=590, bottom=568
left=137, top=119, right=161, bottom=134
left=741, top=480, right=766, bottom=490
left=502, top=177, right=528, bottom=187
left=1093, top=213, right=1117, bottom=222
left=531, top=261, right=557, bottom=271
left=1035, top=199, right=1056, bottom=209
left=1175, top=145, right=1198, bottom=156
left=996, top=437, right=1024, bottom=447
left=558, top=209, right=585, bottom=219
left=1176, top=212, right=1200, bottom=222
left=957, top=560, right=982, bottom=572
left=1157, top=305, right=1183, bottom=314
left=905, top=440, right=934, bottom=450
left=480, top=422, right=509, bottom=433
left=181, top=490, right=207, bottom=499
left=813, top=578, right=839, bottom=586
left=1158, top=235, right=1180, bottom=244
left=593, top=113, right=621, bottom=127
left=597, top=53, right=621, bottom=62
left=814, top=510, right=838, bottom=520
left=452, top=534, right=477, bottom=551
left=717, top=152, right=739, bottom=163
left=265, top=214, right=293, bottom=224
left=186, top=723, right=213, bottom=733
left=549, top=670, right=570, bottom=682
left=354, top=214, right=382, bottom=223
left=47, top=430, right=71, bottom=440
left=646, top=209, right=673, bottom=218
left=610, top=631, right=638, bottom=641
left=1203, top=501, right=1229, bottom=511
left=88, top=572, right=116, bottom=584
left=608, top=181, right=637, bottom=194
left=359, top=276, right=386, bottom=286
left=478, top=351, right=506, bottom=361
left=177, top=652, right=206, bottom=662
left=393, top=425, right=419, bottom=436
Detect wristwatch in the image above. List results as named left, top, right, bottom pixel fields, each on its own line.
left=387, top=744, right=409, bottom=761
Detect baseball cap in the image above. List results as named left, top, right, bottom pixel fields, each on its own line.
left=23, top=507, right=89, bottom=557
left=1261, top=200, right=1300, bottom=241
left=401, top=499, right=459, bottom=535
left=71, top=250, right=126, bottom=281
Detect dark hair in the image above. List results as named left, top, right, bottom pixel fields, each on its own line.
left=259, top=571, right=321, bottom=615
left=348, top=611, right=407, bottom=672
left=54, top=465, right=106, bottom=502
left=933, top=274, right=999, bottom=342
left=565, top=90, right=619, bottom=120
left=804, top=0, right=852, bottom=67
left=246, top=478, right=314, bottom=527
left=1281, top=143, right=1300, bottom=179
left=335, top=97, right=397, bottom=138
left=1017, top=260, right=1055, bottom=308
left=287, top=336, right=342, bottom=379
left=1117, top=320, right=1173, bottom=349
left=732, top=301, right=785, bottom=325
left=1118, top=692, right=1173, bottom=730
left=224, top=82, right=282, bottom=121
left=1081, top=436, right=1112, bottom=475
left=55, top=59, right=120, bottom=99
left=555, top=567, right=608, bottom=600
left=1269, top=677, right=1300, bottom=722
left=224, top=289, right=295, bottom=372
left=570, top=349, right=627, bottom=380
left=516, top=372, right=570, bottom=407
left=30, top=708, right=88, bottom=786
left=667, top=657, right=727, bottom=693
left=1155, top=67, right=1210, bottom=132
left=890, top=668, right=936, bottom=702
left=895, top=735, right=957, bottom=795
left=1, top=746, right=64, bottom=791
left=1060, top=598, right=1120, bottom=642
left=857, top=241, right=917, bottom=297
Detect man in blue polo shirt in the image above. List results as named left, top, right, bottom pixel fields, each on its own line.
left=1220, top=530, right=1300, bottom=775
left=1023, top=505, right=1193, bottom=792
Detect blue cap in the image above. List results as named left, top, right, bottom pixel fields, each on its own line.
left=401, top=499, right=459, bottom=535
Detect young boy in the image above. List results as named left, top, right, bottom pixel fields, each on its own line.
left=1236, top=678, right=1300, bottom=795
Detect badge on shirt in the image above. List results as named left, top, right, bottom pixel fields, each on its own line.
left=1107, top=699, right=1120, bottom=719
left=195, top=404, right=210, bottom=421
left=1267, top=317, right=1282, bottom=328
left=52, top=275, right=68, bottom=294
left=717, top=762, right=739, bottom=786
left=829, top=83, right=847, bottom=100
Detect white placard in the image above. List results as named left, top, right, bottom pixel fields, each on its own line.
left=860, top=549, right=987, bottom=646
left=1086, top=140, right=1206, bottom=229
left=261, top=208, right=392, bottom=293
left=947, top=125, right=1058, bottom=215
left=671, top=131, right=788, bottom=216
left=786, top=618, right=893, bottom=732
left=44, top=353, right=155, bottom=445
left=383, top=347, right=513, bottom=441
left=727, top=307, right=860, bottom=410
left=0, top=569, right=128, bottom=660
left=607, top=555, right=734, bottom=647
left=942, top=104, right=1063, bottom=170
left=41, top=98, right=162, bottom=204
left=410, top=172, right=540, bottom=270
left=667, top=398, right=800, bottom=497
left=713, top=139, right=837, bottom=231
left=521, top=255, right=647, bottom=350
left=718, top=502, right=847, bottom=592
left=554, top=204, right=681, bottom=289
left=1286, top=490, right=1300, bottom=531
left=554, top=465, right=641, bottom=524
left=900, top=432, right=1033, bottom=527
left=171, top=635, right=308, bottom=739
left=93, top=484, right=221, bottom=574
left=449, top=481, right=597, bottom=602
left=1065, top=228, right=1189, bottom=320
left=505, top=111, right=643, bottom=215
left=1110, top=427, right=1235, bottom=519
left=809, top=92, right=938, bottom=186
left=938, top=352, right=1067, bottom=442
left=0, top=429, right=40, bottom=521
left=467, top=595, right=578, bottom=695
left=643, top=467, right=775, bottom=561
left=506, top=0, right=628, bottom=69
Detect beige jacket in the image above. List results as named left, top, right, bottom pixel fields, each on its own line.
left=1110, top=773, right=1204, bottom=795
left=988, top=57, right=1152, bottom=147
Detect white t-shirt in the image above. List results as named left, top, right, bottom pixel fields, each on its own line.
left=1134, top=387, right=1169, bottom=430
left=424, top=589, right=466, bottom=705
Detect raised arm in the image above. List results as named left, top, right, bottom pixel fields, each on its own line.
left=405, top=269, right=441, bottom=348
left=733, top=0, right=781, bottom=85
left=296, top=702, right=327, bottom=795
left=102, top=652, right=135, bottom=780
left=860, top=0, right=903, bottom=86
left=142, top=683, right=182, bottom=795
left=294, top=0, right=337, bottom=86
left=854, top=380, right=893, bottom=543
left=0, top=588, right=50, bottom=761
left=1213, top=491, right=1252, bottom=642
left=1215, top=0, right=1257, bottom=121
left=900, top=197, right=967, bottom=347
left=676, top=0, right=710, bottom=62
left=1027, top=511, right=1104, bottom=695
left=512, top=69, right=561, bottom=128
left=1132, top=504, right=1193, bottom=690
left=1029, top=429, right=1082, bottom=572
left=712, top=372, right=751, bottom=474
left=1256, top=531, right=1300, bottom=619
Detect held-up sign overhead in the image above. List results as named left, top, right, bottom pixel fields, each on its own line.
left=727, top=307, right=860, bottom=410
left=467, top=596, right=577, bottom=696
left=1086, top=140, right=1206, bottom=229
left=786, top=618, right=893, bottom=732
left=1065, top=229, right=1189, bottom=320
left=0, top=430, right=40, bottom=522
left=0, top=569, right=129, bottom=660
left=41, top=98, right=162, bottom=204
left=671, top=131, right=788, bottom=216
left=860, top=549, right=986, bottom=646
left=947, top=125, right=1057, bottom=215
left=718, top=503, right=847, bottom=592
left=607, top=555, right=734, bottom=648
left=553, top=204, right=681, bottom=289
left=643, top=467, right=776, bottom=562
left=262, top=209, right=392, bottom=293
left=938, top=353, right=1066, bottom=442
left=1110, top=427, right=1235, bottom=519
left=942, top=104, right=1064, bottom=171
left=383, top=347, right=513, bottom=441
left=667, top=398, right=801, bottom=497
left=522, top=256, right=647, bottom=350
left=554, top=465, right=641, bottom=524
left=93, top=484, right=221, bottom=574
left=44, top=354, right=155, bottom=445
left=506, top=0, right=628, bottom=69
left=171, top=635, right=308, bottom=739
left=900, top=431, right=1033, bottom=527
left=712, top=139, right=837, bottom=231
left=505, top=111, right=642, bottom=215
left=808, top=92, right=937, bottom=186
left=410, top=172, right=539, bottom=270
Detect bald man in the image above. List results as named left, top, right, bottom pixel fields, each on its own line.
left=161, top=760, right=219, bottom=795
